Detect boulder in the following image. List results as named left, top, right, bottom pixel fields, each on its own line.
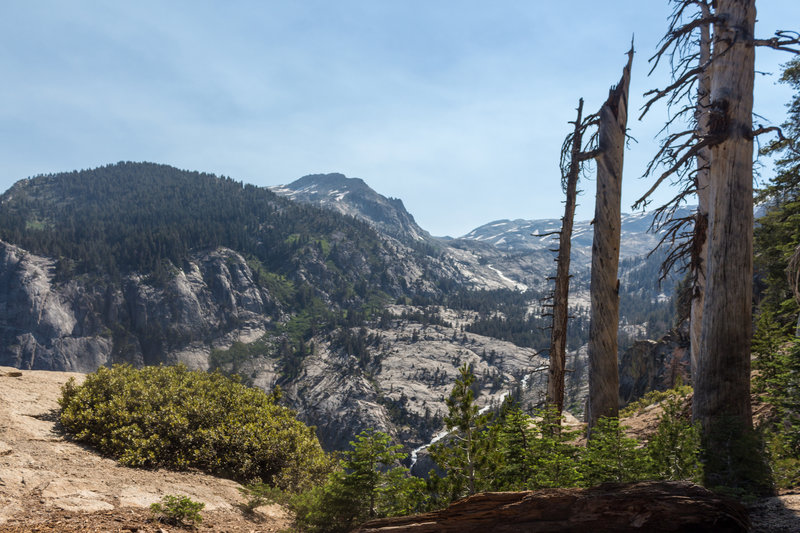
left=355, top=481, right=749, bottom=533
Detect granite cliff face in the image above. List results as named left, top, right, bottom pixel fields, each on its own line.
left=619, top=325, right=691, bottom=406
left=0, top=238, right=565, bottom=452
left=0, top=242, right=273, bottom=372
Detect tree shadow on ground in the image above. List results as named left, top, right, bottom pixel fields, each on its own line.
left=747, top=495, right=800, bottom=533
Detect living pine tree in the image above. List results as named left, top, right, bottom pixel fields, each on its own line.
left=755, top=56, right=800, bottom=329
left=579, top=417, right=652, bottom=486
left=495, top=407, right=536, bottom=490
left=292, top=429, right=426, bottom=533
left=752, top=309, right=792, bottom=397
left=752, top=56, right=800, bottom=490
left=527, top=408, right=583, bottom=489
left=752, top=312, right=800, bottom=488
left=646, top=396, right=703, bottom=483
left=496, top=406, right=582, bottom=490
left=429, top=364, right=497, bottom=499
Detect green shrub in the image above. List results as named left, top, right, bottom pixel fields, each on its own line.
left=58, top=364, right=329, bottom=491
left=620, top=385, right=693, bottom=417
left=150, top=494, right=204, bottom=526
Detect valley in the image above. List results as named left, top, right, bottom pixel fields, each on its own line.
left=0, top=163, right=682, bottom=454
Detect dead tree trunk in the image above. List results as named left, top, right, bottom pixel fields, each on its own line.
left=587, top=48, right=633, bottom=432
left=690, top=0, right=712, bottom=385
left=694, top=0, right=755, bottom=434
left=546, top=99, right=585, bottom=416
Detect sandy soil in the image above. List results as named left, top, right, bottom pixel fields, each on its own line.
left=0, top=367, right=291, bottom=532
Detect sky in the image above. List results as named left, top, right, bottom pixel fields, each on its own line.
left=1, top=1, right=798, bottom=237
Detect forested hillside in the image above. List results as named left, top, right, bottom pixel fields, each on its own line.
left=0, top=162, right=417, bottom=305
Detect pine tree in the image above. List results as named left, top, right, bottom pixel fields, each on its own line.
left=579, top=417, right=652, bottom=486
left=647, top=396, right=703, bottom=482
left=755, top=57, right=800, bottom=329
left=495, top=407, right=536, bottom=490
left=292, top=429, right=426, bottom=532
left=528, top=408, right=582, bottom=489
left=430, top=364, right=497, bottom=499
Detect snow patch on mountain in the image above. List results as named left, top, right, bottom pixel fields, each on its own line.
left=460, top=208, right=696, bottom=268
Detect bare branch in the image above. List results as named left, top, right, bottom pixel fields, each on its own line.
left=633, top=135, right=718, bottom=210
left=640, top=65, right=704, bottom=119
left=559, top=105, right=598, bottom=192
left=752, top=125, right=785, bottom=140
left=753, top=30, right=800, bottom=54
left=649, top=15, right=719, bottom=75
left=641, top=12, right=735, bottom=121
left=577, top=149, right=602, bottom=162
left=648, top=0, right=706, bottom=73
left=642, top=129, right=696, bottom=178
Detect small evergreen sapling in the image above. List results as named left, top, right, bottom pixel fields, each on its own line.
left=495, top=407, right=535, bottom=490
left=495, top=407, right=581, bottom=490
left=579, top=417, right=652, bottom=486
left=527, top=408, right=583, bottom=489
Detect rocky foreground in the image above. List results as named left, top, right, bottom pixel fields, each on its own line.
left=1, top=366, right=799, bottom=532
left=0, top=367, right=290, bottom=532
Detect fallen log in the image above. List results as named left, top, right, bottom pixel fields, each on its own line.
left=355, top=481, right=749, bottom=532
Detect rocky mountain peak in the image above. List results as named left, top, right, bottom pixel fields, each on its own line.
left=271, top=173, right=430, bottom=244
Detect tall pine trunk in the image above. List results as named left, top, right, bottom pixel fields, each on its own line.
left=547, top=98, right=584, bottom=417
left=587, top=49, right=633, bottom=431
left=690, top=0, right=712, bottom=385
left=694, top=0, right=754, bottom=433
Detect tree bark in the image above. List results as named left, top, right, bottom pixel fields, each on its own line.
left=547, top=98, right=584, bottom=417
left=587, top=49, right=633, bottom=431
left=694, top=0, right=755, bottom=433
left=690, top=0, right=712, bottom=386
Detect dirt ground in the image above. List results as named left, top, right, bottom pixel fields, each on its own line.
left=0, top=367, right=292, bottom=532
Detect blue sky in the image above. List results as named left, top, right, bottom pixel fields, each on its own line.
left=1, top=1, right=798, bottom=237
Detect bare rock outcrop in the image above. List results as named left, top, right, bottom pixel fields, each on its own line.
left=355, top=482, right=749, bottom=533
left=619, top=325, right=691, bottom=407
left=0, top=242, right=274, bottom=372
left=273, top=312, right=551, bottom=451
